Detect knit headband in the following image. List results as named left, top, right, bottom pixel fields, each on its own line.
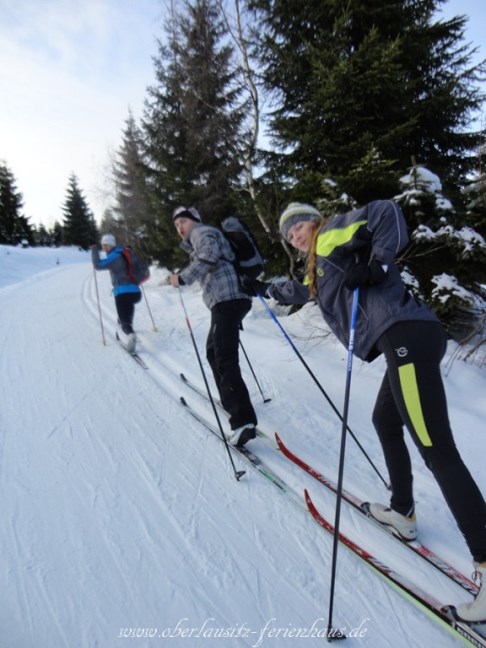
left=279, top=202, right=322, bottom=241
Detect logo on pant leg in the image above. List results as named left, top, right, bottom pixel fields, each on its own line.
left=396, top=346, right=408, bottom=358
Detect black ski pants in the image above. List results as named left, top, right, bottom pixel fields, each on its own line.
left=373, top=320, right=486, bottom=562
left=206, top=299, right=257, bottom=431
left=115, top=291, right=141, bottom=335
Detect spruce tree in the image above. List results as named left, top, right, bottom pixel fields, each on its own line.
left=394, top=164, right=486, bottom=339
left=463, top=141, right=486, bottom=238
left=0, top=162, right=32, bottom=244
left=111, top=112, right=152, bottom=252
left=248, top=0, right=486, bottom=204
left=51, top=221, right=63, bottom=247
left=62, top=174, right=98, bottom=250
left=142, top=0, right=249, bottom=266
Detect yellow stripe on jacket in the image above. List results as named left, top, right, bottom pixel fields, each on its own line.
left=316, top=220, right=368, bottom=258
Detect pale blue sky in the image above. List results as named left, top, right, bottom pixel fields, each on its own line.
left=0, top=0, right=485, bottom=229
left=1, top=0, right=163, bottom=227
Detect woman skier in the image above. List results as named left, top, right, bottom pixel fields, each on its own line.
left=247, top=200, right=486, bottom=623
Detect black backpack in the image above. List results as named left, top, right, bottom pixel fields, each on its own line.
left=122, top=247, right=150, bottom=285
left=220, top=216, right=264, bottom=281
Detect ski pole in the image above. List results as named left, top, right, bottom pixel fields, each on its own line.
left=177, top=288, right=245, bottom=481
left=327, top=287, right=359, bottom=641
left=257, top=293, right=389, bottom=490
left=142, top=285, right=158, bottom=331
left=93, top=267, right=107, bottom=345
left=239, top=337, right=271, bottom=403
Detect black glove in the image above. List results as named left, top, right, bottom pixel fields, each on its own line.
left=241, top=277, right=271, bottom=297
left=344, top=259, right=386, bottom=290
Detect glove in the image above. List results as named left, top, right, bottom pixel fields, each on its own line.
left=241, top=277, right=271, bottom=297
left=344, top=259, right=386, bottom=290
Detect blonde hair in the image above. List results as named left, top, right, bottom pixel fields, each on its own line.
left=306, top=218, right=326, bottom=299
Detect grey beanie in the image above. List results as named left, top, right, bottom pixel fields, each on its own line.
left=172, top=206, right=202, bottom=223
left=279, top=203, right=322, bottom=241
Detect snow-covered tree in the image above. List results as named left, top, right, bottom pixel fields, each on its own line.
left=395, top=164, right=486, bottom=340
left=463, top=139, right=486, bottom=238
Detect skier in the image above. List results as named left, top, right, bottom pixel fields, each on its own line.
left=246, top=200, right=486, bottom=623
left=91, top=233, right=141, bottom=353
left=169, top=206, right=257, bottom=447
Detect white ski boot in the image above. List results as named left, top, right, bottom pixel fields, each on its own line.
left=228, top=424, right=256, bottom=447
left=368, top=503, right=417, bottom=541
left=456, top=563, right=486, bottom=623
left=127, top=333, right=137, bottom=354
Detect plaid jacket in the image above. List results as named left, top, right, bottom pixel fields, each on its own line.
left=179, top=223, right=251, bottom=310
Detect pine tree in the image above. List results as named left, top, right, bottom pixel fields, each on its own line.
left=33, top=224, right=52, bottom=246
left=0, top=161, right=32, bottom=244
left=248, top=0, right=486, bottom=204
left=463, top=139, right=486, bottom=238
left=111, top=112, right=152, bottom=252
left=142, top=0, right=249, bottom=266
left=62, top=174, right=98, bottom=250
left=395, top=163, right=486, bottom=340
left=51, top=221, right=63, bottom=247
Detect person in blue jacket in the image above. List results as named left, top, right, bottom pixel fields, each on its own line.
left=248, top=200, right=486, bottom=623
left=91, top=233, right=141, bottom=352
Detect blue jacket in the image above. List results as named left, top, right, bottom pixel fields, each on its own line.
left=269, top=200, right=438, bottom=362
left=91, top=246, right=141, bottom=297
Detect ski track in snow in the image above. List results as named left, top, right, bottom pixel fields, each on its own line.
left=1, top=249, right=483, bottom=648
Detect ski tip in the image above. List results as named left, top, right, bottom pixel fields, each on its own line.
left=180, top=396, right=187, bottom=405
left=180, top=373, right=187, bottom=381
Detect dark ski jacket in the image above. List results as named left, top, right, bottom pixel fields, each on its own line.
left=268, top=200, right=438, bottom=362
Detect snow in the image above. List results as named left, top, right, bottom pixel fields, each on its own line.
left=431, top=273, right=473, bottom=305
left=396, top=166, right=454, bottom=213
left=1, top=244, right=485, bottom=648
left=399, top=166, right=443, bottom=194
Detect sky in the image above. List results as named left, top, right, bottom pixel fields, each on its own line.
left=0, top=0, right=485, bottom=230
left=1, top=242, right=485, bottom=646
left=0, top=0, right=164, bottom=228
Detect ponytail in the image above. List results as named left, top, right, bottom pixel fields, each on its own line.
left=306, top=219, right=326, bottom=299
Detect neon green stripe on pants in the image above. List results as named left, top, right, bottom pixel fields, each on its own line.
left=398, top=363, right=433, bottom=447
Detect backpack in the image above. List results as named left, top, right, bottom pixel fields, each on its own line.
left=220, top=216, right=264, bottom=281
left=122, top=247, right=150, bottom=285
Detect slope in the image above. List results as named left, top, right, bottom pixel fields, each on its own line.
left=0, top=245, right=484, bottom=648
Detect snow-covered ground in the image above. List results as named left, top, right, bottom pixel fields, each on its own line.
left=1, top=244, right=485, bottom=648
